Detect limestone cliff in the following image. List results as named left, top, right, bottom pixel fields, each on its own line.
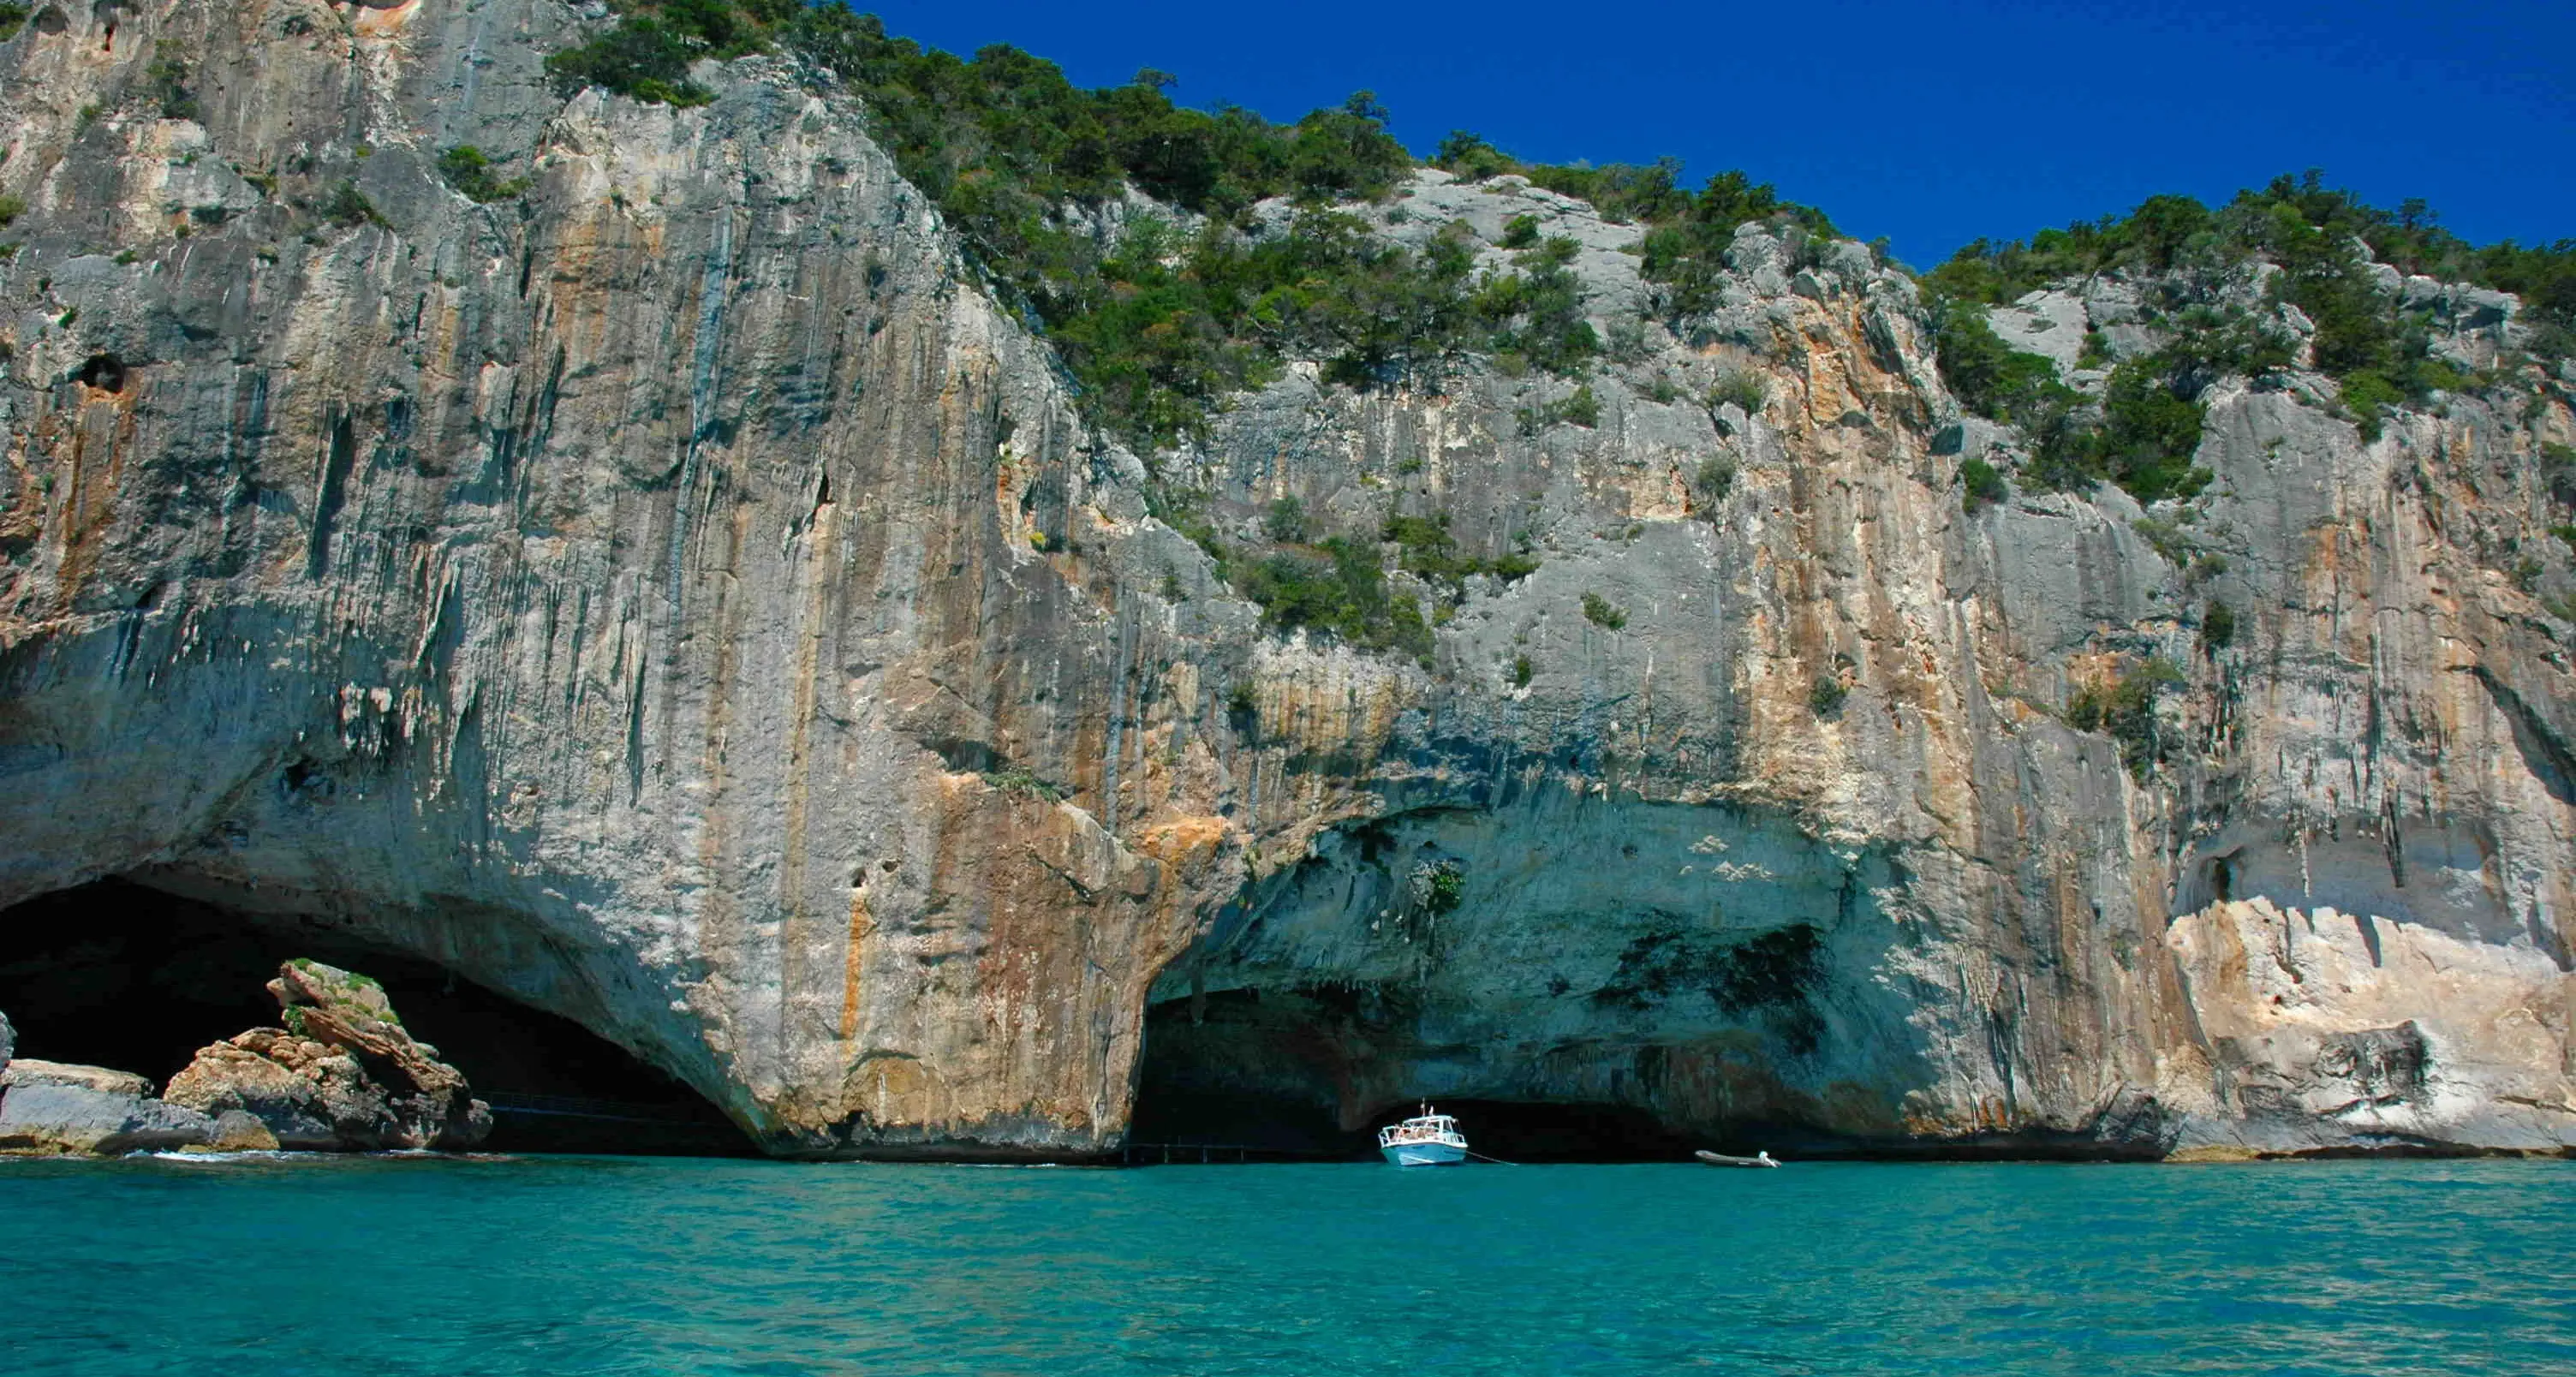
left=2, top=0, right=2568, bottom=1158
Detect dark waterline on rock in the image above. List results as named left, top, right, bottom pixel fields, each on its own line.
left=5, top=1154, right=2568, bottom=1375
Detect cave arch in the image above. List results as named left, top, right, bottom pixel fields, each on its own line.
left=1130, top=987, right=1714, bottom=1161
left=0, top=879, right=755, bottom=1156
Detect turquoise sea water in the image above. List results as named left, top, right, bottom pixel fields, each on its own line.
left=4, top=1154, right=2569, bottom=1375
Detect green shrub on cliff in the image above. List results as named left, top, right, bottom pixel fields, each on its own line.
left=1931, top=171, right=2576, bottom=378
left=1429, top=133, right=1833, bottom=319
left=2247, top=173, right=2575, bottom=344
left=545, top=15, right=721, bottom=107
left=1954, top=316, right=2266, bottom=504
left=1516, top=384, right=1601, bottom=435
left=319, top=180, right=388, bottom=229
left=1476, top=237, right=1599, bottom=378
left=146, top=46, right=200, bottom=122
left=1236, top=538, right=1434, bottom=665
left=1380, top=512, right=1540, bottom=590
left=1931, top=303, right=2072, bottom=428
left=798, top=30, right=1436, bottom=441
left=544, top=3, right=1436, bottom=444
left=1580, top=592, right=1626, bottom=630
left=1636, top=170, right=1836, bottom=317
left=2066, top=657, right=2185, bottom=779
left=1262, top=497, right=1309, bottom=544
left=1693, top=456, right=1737, bottom=509
left=436, top=146, right=532, bottom=204
left=2200, top=601, right=2237, bottom=652
left=1705, top=367, right=1765, bottom=417
left=981, top=766, right=1063, bottom=802
left=1416, top=860, right=1466, bottom=915
left=2091, top=357, right=2212, bottom=502
left=2338, top=369, right=2405, bottom=441
left=1959, top=457, right=2007, bottom=511
left=1924, top=194, right=2209, bottom=305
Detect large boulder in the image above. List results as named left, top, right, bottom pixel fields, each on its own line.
left=162, top=961, right=492, bottom=1150
left=0, top=1058, right=156, bottom=1097
left=0, top=1082, right=213, bottom=1155
left=1, top=1008, right=13, bottom=1076
left=0, top=1058, right=216, bottom=1155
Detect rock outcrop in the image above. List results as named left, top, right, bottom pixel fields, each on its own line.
left=1, top=0, right=2568, bottom=1159
left=0, top=1057, right=156, bottom=1097
left=0, top=961, right=488, bottom=1154
left=0, top=1069, right=218, bottom=1155
left=2161, top=898, right=2573, bottom=1153
left=164, top=960, right=492, bottom=1150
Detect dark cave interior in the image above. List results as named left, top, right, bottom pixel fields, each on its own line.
left=0, top=879, right=754, bottom=1156
left=1130, top=990, right=1707, bottom=1163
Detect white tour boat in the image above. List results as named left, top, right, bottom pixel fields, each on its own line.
left=1377, top=1106, right=1469, bottom=1165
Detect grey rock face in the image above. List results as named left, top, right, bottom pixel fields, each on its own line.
left=0, top=0, right=2569, bottom=1160
left=0, top=1009, right=13, bottom=1075
left=1989, top=289, right=2090, bottom=373
left=2, top=0, right=1229, bottom=1159
left=0, top=1082, right=215, bottom=1155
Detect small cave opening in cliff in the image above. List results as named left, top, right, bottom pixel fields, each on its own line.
left=74, top=352, right=128, bottom=393
left=1130, top=991, right=1703, bottom=1163
left=0, top=879, right=756, bottom=1157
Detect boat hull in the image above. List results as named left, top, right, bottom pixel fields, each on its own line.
left=1381, top=1142, right=1467, bottom=1166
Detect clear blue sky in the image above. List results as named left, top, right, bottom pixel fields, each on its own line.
left=863, top=0, right=2573, bottom=269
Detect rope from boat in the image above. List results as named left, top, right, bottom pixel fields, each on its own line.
left=1465, top=1149, right=1520, bottom=1165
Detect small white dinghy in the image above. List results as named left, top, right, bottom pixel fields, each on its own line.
left=1378, top=1106, right=1469, bottom=1165
left=1696, top=1149, right=1781, bottom=1168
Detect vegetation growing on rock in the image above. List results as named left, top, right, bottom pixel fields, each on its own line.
left=2066, top=658, right=2186, bottom=780
left=1959, top=457, right=2007, bottom=511
left=1692, top=456, right=1738, bottom=511
left=1929, top=170, right=2570, bottom=503
left=2200, top=601, right=2237, bottom=653
left=1235, top=538, right=1434, bottom=665
left=540, top=7, right=2569, bottom=538
left=1929, top=174, right=2573, bottom=349
left=540, top=3, right=1855, bottom=450
left=1430, top=132, right=1838, bottom=319
left=436, top=146, right=532, bottom=204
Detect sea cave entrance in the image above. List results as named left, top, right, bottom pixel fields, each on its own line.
left=0, top=879, right=755, bottom=1156
left=1130, top=988, right=1703, bottom=1163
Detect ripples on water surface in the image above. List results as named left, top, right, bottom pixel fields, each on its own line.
left=4, top=1153, right=2568, bottom=1374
